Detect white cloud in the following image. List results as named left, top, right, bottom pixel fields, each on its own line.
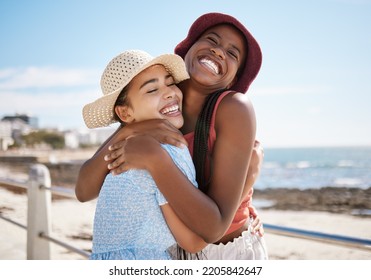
left=0, top=66, right=102, bottom=129
left=0, top=69, right=18, bottom=79
left=0, top=88, right=101, bottom=130
left=253, top=85, right=331, bottom=96
left=0, top=67, right=100, bottom=90
left=306, top=106, right=322, bottom=115
left=0, top=88, right=100, bottom=112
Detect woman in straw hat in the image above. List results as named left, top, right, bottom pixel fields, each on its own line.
left=84, top=50, right=207, bottom=260
left=76, top=12, right=268, bottom=260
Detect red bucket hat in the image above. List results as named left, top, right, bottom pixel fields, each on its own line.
left=175, top=12, right=262, bottom=93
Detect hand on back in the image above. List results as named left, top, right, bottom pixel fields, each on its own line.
left=106, top=119, right=187, bottom=175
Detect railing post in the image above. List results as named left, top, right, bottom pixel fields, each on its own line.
left=27, top=164, right=51, bottom=259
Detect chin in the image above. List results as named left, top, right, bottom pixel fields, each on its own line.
left=168, top=118, right=184, bottom=129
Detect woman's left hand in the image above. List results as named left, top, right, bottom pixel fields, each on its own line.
left=107, top=134, right=167, bottom=175
left=249, top=206, right=264, bottom=237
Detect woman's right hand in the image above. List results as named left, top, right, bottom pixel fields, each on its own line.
left=109, top=134, right=172, bottom=174
left=247, top=140, right=264, bottom=184
left=105, top=119, right=187, bottom=175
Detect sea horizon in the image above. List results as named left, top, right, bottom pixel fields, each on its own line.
left=255, top=146, right=371, bottom=190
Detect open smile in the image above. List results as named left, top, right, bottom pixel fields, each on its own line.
left=199, top=56, right=222, bottom=75
left=160, top=103, right=180, bottom=115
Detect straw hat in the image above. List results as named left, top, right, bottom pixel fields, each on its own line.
left=83, top=50, right=189, bottom=128
left=175, top=12, right=262, bottom=93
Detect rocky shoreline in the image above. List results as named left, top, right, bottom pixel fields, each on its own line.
left=254, top=187, right=371, bottom=216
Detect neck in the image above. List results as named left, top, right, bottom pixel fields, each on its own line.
left=179, top=80, right=209, bottom=134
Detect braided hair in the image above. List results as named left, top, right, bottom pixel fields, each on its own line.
left=193, top=88, right=227, bottom=192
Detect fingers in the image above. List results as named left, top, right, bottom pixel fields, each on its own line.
left=254, top=139, right=260, bottom=147
left=108, top=140, right=125, bottom=152
left=107, top=157, right=121, bottom=170
left=248, top=206, right=258, bottom=218
left=104, top=140, right=127, bottom=175
left=110, top=162, right=130, bottom=175
left=105, top=149, right=122, bottom=162
left=104, top=139, right=127, bottom=162
left=250, top=217, right=264, bottom=237
left=147, top=120, right=188, bottom=147
left=253, top=139, right=264, bottom=154
left=107, top=152, right=130, bottom=175
left=252, top=226, right=264, bottom=237
left=251, top=216, right=260, bottom=228
left=258, top=225, right=264, bottom=237
left=162, top=135, right=188, bottom=148
left=249, top=210, right=265, bottom=237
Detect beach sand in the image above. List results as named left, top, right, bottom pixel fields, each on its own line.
left=260, top=210, right=371, bottom=260
left=1, top=186, right=370, bottom=260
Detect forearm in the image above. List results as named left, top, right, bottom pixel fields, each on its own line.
left=241, top=140, right=263, bottom=200
left=149, top=152, right=229, bottom=243
left=75, top=147, right=110, bottom=202
left=161, top=204, right=207, bottom=253
left=75, top=125, right=130, bottom=202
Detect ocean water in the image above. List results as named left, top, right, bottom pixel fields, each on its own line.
left=254, top=146, right=371, bottom=190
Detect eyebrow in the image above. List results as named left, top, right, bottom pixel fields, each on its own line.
left=139, top=74, right=173, bottom=89
left=208, top=31, right=242, bottom=55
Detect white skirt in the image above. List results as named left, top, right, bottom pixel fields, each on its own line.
left=168, top=218, right=269, bottom=260
left=200, top=227, right=268, bottom=260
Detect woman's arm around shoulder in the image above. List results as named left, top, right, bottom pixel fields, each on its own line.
left=75, top=120, right=188, bottom=202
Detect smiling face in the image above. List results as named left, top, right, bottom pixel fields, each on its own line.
left=184, top=24, right=247, bottom=92
left=114, top=64, right=184, bottom=129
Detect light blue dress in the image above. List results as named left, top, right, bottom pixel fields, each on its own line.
left=90, top=144, right=198, bottom=260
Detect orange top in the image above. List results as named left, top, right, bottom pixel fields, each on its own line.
left=184, top=91, right=253, bottom=236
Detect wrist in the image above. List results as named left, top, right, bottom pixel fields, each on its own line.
left=114, top=125, right=131, bottom=142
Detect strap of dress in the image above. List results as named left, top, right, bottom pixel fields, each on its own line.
left=210, top=90, right=236, bottom=129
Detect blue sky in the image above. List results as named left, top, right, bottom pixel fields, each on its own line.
left=1, top=0, right=370, bottom=148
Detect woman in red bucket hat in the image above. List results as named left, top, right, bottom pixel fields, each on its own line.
left=76, top=12, right=268, bottom=260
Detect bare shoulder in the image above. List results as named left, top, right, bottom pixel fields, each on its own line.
left=217, top=91, right=255, bottom=119
left=213, top=91, right=256, bottom=144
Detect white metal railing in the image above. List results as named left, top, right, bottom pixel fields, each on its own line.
left=263, top=223, right=371, bottom=251
left=0, top=163, right=90, bottom=259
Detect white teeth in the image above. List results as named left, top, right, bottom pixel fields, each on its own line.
left=200, top=58, right=219, bottom=74
left=161, top=105, right=179, bottom=115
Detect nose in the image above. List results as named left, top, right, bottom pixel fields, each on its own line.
left=210, top=47, right=225, bottom=60
left=163, top=86, right=176, bottom=99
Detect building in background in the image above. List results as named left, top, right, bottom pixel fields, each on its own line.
left=63, top=127, right=115, bottom=149
left=0, top=121, right=14, bottom=151
left=0, top=114, right=37, bottom=150
left=0, top=113, right=115, bottom=151
left=2, top=114, right=39, bottom=128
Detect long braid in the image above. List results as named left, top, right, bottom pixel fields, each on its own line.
left=193, top=88, right=226, bottom=192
